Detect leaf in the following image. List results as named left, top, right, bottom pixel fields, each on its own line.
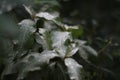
left=51, top=31, right=72, bottom=48
left=67, top=47, right=79, bottom=57
left=44, top=21, right=58, bottom=31
left=51, top=31, right=72, bottom=58
left=17, top=19, right=35, bottom=56
left=77, top=45, right=98, bottom=61
left=78, top=46, right=88, bottom=60
left=44, top=31, right=53, bottom=50
left=65, top=58, right=83, bottom=80
left=75, top=40, right=97, bottom=60
left=65, top=25, right=83, bottom=38
left=16, top=50, right=59, bottom=80
left=74, top=40, right=88, bottom=60
left=64, top=43, right=79, bottom=57
left=52, top=21, right=83, bottom=37
left=82, top=45, right=98, bottom=56
left=34, top=32, right=48, bottom=50
left=74, top=39, right=87, bottom=46
left=23, top=5, right=33, bottom=16
left=35, top=29, right=52, bottom=50
left=23, top=5, right=35, bottom=17
left=52, top=20, right=64, bottom=30
left=36, top=12, right=57, bottom=20
left=18, top=19, right=35, bottom=28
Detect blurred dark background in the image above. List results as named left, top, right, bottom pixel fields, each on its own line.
left=59, top=0, right=120, bottom=80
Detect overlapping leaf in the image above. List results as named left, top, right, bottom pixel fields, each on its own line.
left=15, top=50, right=59, bottom=80
left=51, top=31, right=72, bottom=58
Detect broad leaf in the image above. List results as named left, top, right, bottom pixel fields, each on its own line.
left=51, top=31, right=72, bottom=48
left=16, top=50, right=59, bottom=80
left=65, top=58, right=83, bottom=80
left=17, top=19, right=35, bottom=56
left=51, top=31, right=72, bottom=58
left=35, top=28, right=52, bottom=50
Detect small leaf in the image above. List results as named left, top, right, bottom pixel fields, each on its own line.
left=78, top=47, right=88, bottom=60
left=34, top=32, right=48, bottom=50
left=23, top=5, right=35, bottom=17
left=65, top=43, right=79, bottom=57
left=82, top=45, right=98, bottom=56
left=74, top=39, right=88, bottom=59
left=65, top=58, right=83, bottom=80
left=68, top=47, right=79, bottom=57
left=64, top=24, right=79, bottom=30
left=52, top=20, right=65, bottom=30
left=74, top=39, right=87, bottom=46
left=64, top=24, right=83, bottom=38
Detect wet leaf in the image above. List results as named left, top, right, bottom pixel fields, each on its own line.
left=36, top=12, right=57, bottom=20
left=51, top=31, right=72, bottom=48
left=51, top=31, right=72, bottom=58
left=16, top=50, right=59, bottom=80
left=65, top=58, right=83, bottom=80
left=17, top=19, right=35, bottom=55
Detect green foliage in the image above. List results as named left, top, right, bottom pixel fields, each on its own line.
left=0, top=4, right=99, bottom=80
left=2, top=0, right=119, bottom=80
